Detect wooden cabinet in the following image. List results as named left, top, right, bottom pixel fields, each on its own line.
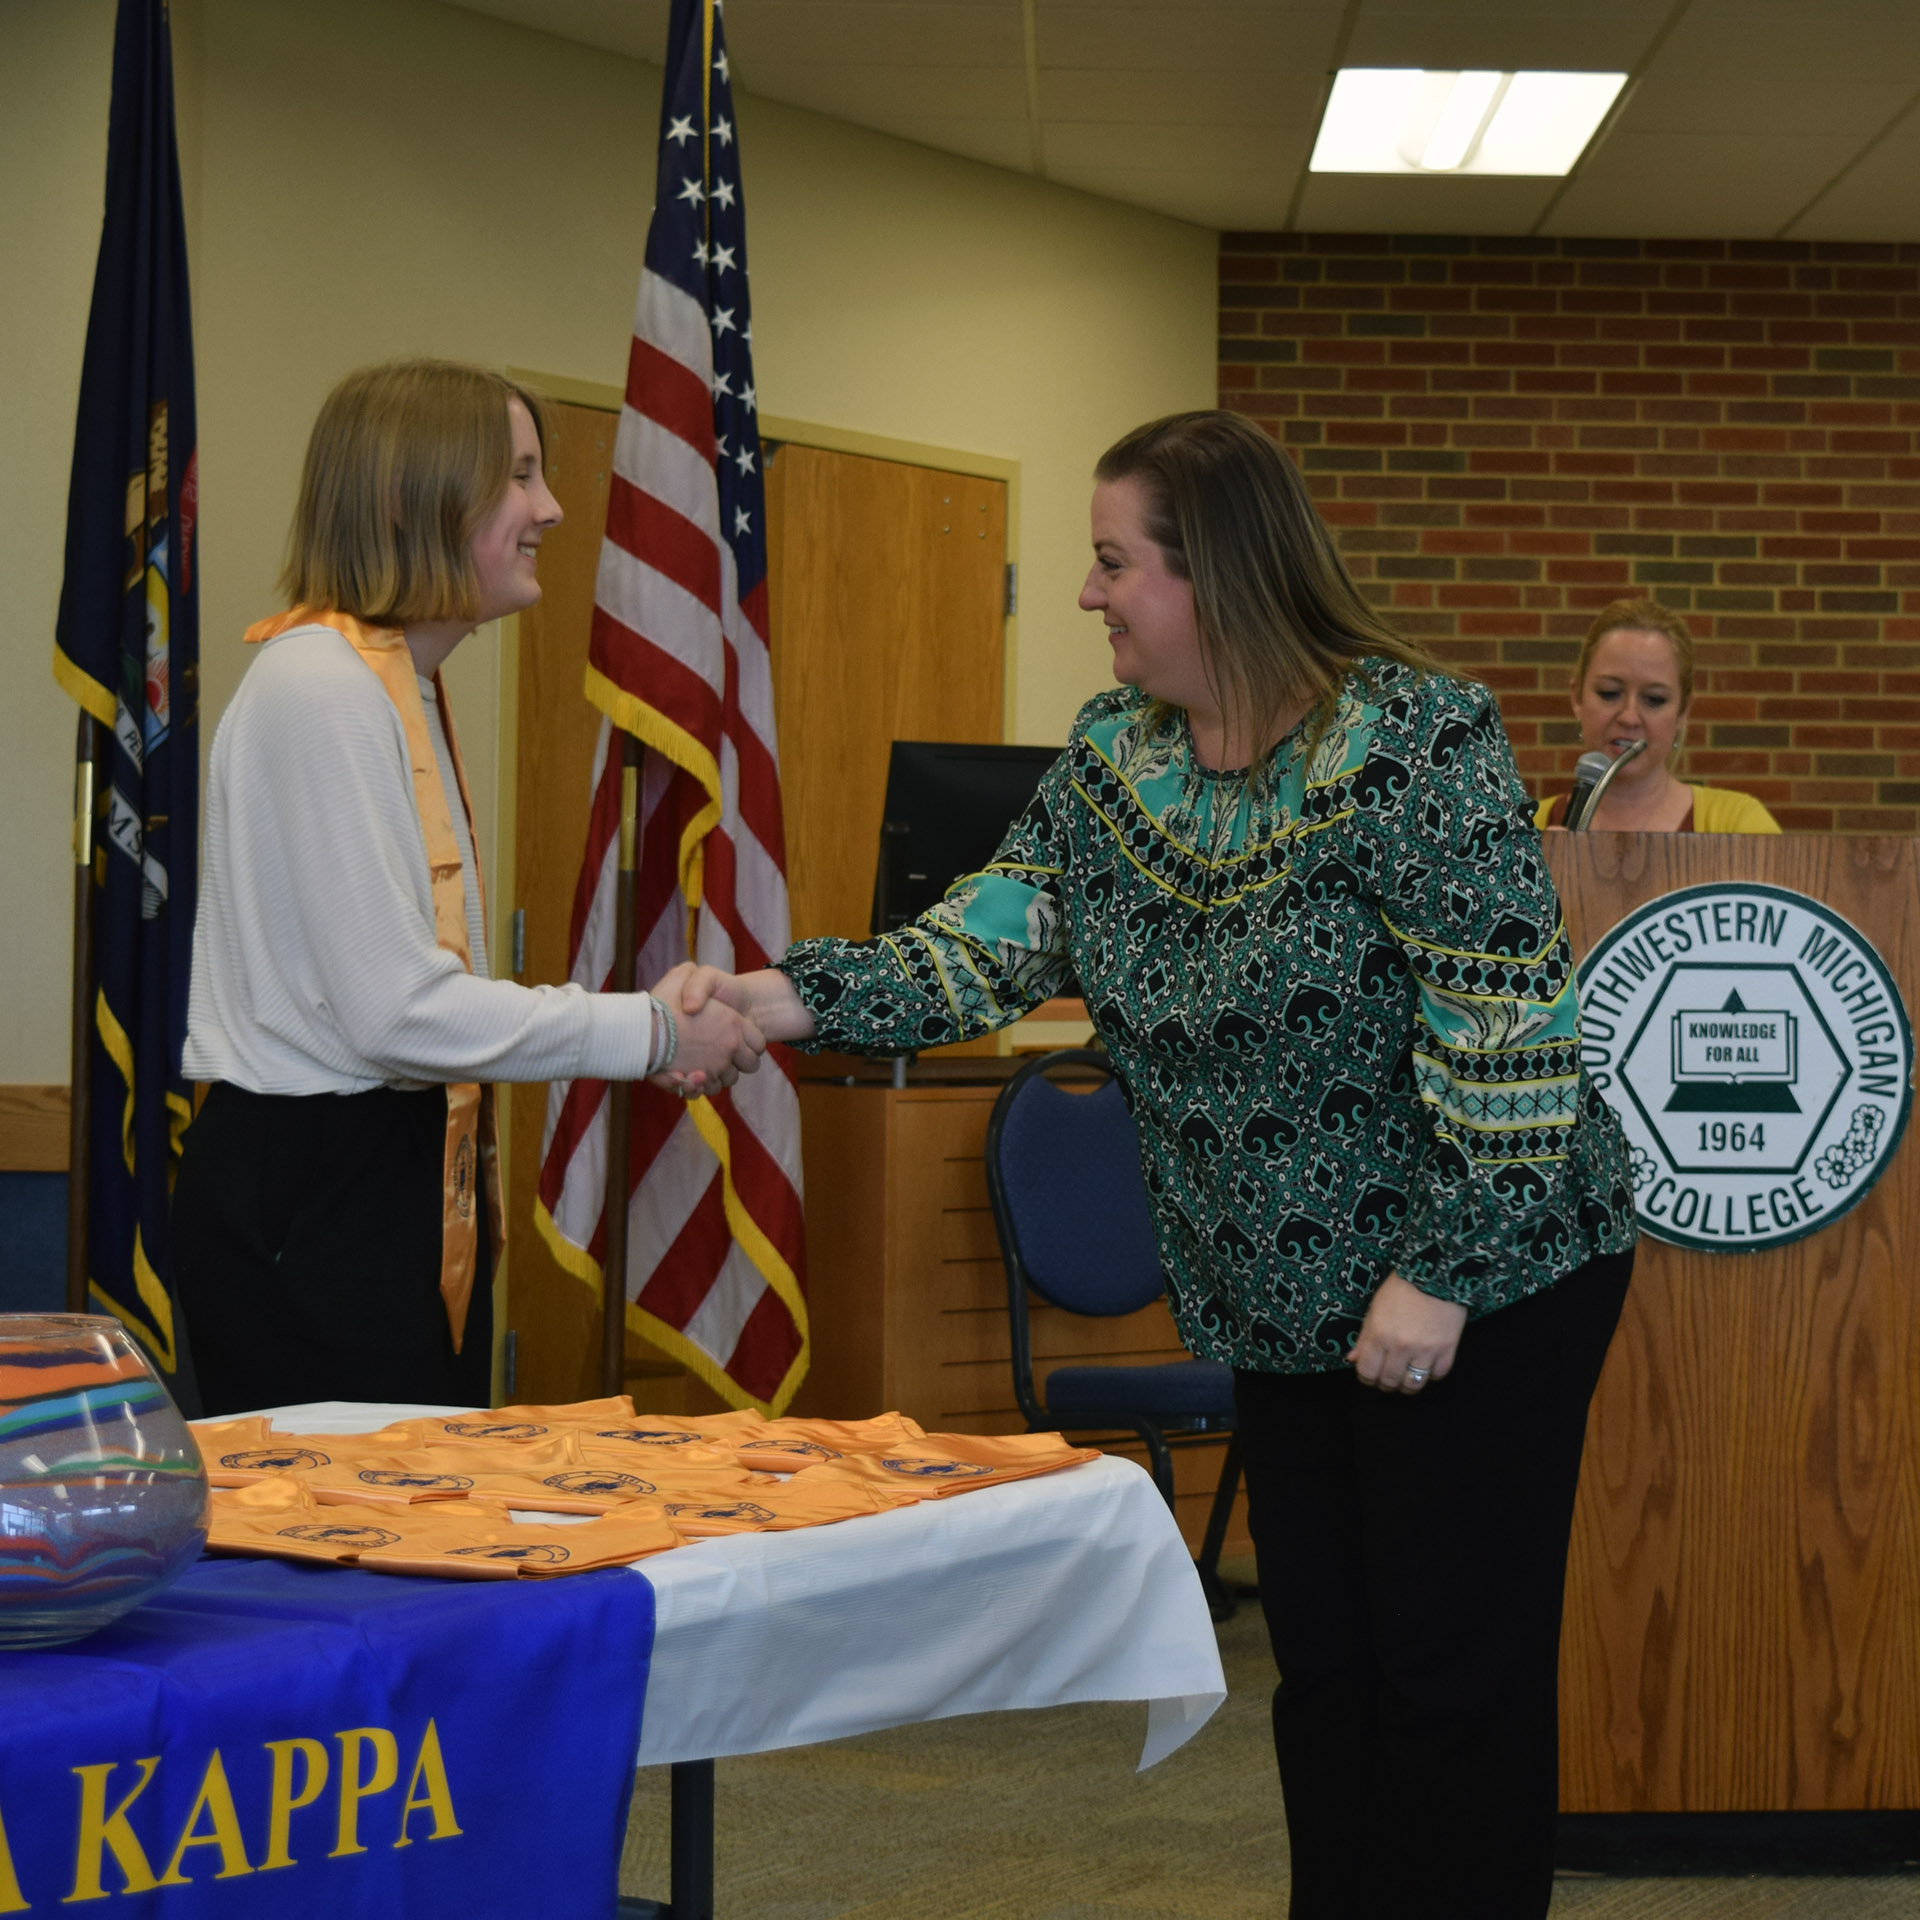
left=790, top=1071, right=1251, bottom=1558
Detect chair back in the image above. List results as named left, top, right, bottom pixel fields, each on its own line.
left=984, top=1050, right=1165, bottom=1318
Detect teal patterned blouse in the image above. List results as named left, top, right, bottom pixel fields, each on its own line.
left=778, top=661, right=1638, bottom=1374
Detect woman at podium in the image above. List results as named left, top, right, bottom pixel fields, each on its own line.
left=1536, top=598, right=1781, bottom=833
left=671, top=410, right=1639, bottom=1918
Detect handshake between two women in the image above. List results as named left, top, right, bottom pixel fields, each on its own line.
left=644, top=962, right=819, bottom=1098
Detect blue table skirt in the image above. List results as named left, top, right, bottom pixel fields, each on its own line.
left=0, top=1555, right=655, bottom=1917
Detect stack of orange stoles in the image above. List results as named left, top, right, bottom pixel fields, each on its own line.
left=191, top=1400, right=1098, bottom=1581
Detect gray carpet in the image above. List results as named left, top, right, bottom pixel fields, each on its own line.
left=619, top=1560, right=1920, bottom=1917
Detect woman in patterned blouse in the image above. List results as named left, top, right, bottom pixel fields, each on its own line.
left=668, top=412, right=1639, bottom=1919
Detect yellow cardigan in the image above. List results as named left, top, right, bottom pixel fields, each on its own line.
left=1533, top=785, right=1782, bottom=834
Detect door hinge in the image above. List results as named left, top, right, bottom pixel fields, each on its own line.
left=1004, top=563, right=1018, bottom=617
left=511, top=907, right=526, bottom=976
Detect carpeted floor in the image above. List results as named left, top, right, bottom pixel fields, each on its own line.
left=618, top=1560, right=1920, bottom=1918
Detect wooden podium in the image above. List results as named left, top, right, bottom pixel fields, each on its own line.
left=1547, top=832, right=1920, bottom=1828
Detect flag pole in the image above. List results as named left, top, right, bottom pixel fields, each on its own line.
left=601, top=730, right=644, bottom=1395
left=534, top=0, right=807, bottom=1414
left=65, top=711, right=99, bottom=1314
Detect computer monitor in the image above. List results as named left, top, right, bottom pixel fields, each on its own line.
left=869, top=741, right=1065, bottom=939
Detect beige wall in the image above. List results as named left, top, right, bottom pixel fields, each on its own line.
left=3, top=0, right=121, bottom=1084
left=1, top=0, right=1215, bottom=1082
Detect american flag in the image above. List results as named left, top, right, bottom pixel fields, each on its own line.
left=534, top=0, right=808, bottom=1416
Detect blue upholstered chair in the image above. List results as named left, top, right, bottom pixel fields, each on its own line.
left=983, top=1048, right=1244, bottom=1618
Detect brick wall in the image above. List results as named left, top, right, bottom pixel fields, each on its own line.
left=1218, top=235, right=1920, bottom=832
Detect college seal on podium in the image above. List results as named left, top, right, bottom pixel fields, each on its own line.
left=1577, top=881, right=1913, bottom=1252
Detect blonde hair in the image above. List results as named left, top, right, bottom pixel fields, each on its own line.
left=1572, top=597, right=1695, bottom=708
left=1093, top=411, right=1441, bottom=752
left=281, top=359, right=547, bottom=625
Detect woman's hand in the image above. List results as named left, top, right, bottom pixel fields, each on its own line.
left=646, top=963, right=816, bottom=1098
left=645, top=965, right=767, bottom=1096
left=675, top=965, right=818, bottom=1046
left=1348, top=1272, right=1467, bottom=1395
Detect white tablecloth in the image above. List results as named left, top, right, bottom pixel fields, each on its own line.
left=246, top=1403, right=1228, bottom=1771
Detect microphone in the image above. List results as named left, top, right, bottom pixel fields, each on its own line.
left=1561, top=751, right=1611, bottom=832
left=1563, top=740, right=1647, bottom=831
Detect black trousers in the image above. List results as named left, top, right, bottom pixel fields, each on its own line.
left=173, top=1083, right=493, bottom=1416
left=1235, top=1248, right=1633, bottom=1920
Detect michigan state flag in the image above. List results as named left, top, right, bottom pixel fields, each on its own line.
left=52, top=0, right=199, bottom=1387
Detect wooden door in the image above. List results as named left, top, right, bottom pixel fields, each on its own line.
left=505, top=418, right=1009, bottom=1403
left=764, top=443, right=1006, bottom=942
left=507, top=399, right=620, bottom=1405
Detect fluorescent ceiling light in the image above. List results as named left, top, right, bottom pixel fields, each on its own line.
left=1310, top=69, right=1627, bottom=176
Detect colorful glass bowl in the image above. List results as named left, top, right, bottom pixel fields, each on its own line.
left=0, top=1314, right=208, bottom=1647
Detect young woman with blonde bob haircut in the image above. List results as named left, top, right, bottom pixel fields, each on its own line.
left=174, top=359, right=763, bottom=1415
left=1537, top=598, right=1781, bottom=833
left=662, top=410, right=1638, bottom=1918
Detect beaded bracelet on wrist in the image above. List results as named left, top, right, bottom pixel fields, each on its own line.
left=646, top=993, right=678, bottom=1075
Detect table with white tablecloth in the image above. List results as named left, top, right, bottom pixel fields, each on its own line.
left=253, top=1403, right=1229, bottom=1915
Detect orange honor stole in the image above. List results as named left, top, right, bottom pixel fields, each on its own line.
left=244, top=609, right=503, bottom=1351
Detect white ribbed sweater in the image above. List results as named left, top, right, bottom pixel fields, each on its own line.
left=183, top=625, right=655, bottom=1093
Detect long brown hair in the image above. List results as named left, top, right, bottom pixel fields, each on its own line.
left=281, top=359, right=547, bottom=626
left=1094, top=410, right=1441, bottom=751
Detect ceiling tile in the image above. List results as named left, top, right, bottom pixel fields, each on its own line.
left=1040, top=67, right=1327, bottom=126
left=1645, top=0, right=1920, bottom=87
left=1039, top=165, right=1297, bottom=230
left=1037, top=5, right=1342, bottom=73
left=1343, top=7, right=1668, bottom=71
left=1782, top=107, right=1920, bottom=240
left=435, top=0, right=1920, bottom=240
left=1353, top=0, right=1660, bottom=12
left=442, top=0, right=674, bottom=62
left=724, top=2, right=1026, bottom=69
left=747, top=64, right=1029, bottom=119
left=1292, top=171, right=1559, bottom=236
left=1620, top=73, right=1914, bottom=137
left=1544, top=132, right=1866, bottom=238
left=1044, top=122, right=1313, bottom=174
left=844, top=113, right=1038, bottom=173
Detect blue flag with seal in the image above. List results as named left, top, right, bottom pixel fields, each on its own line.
left=52, top=0, right=199, bottom=1389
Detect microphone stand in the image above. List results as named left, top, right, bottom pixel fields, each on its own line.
left=1566, top=739, right=1648, bottom=831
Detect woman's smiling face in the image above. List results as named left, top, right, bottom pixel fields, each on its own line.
left=1571, top=625, right=1687, bottom=782
left=469, top=397, right=562, bottom=623
left=1078, top=475, right=1209, bottom=711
